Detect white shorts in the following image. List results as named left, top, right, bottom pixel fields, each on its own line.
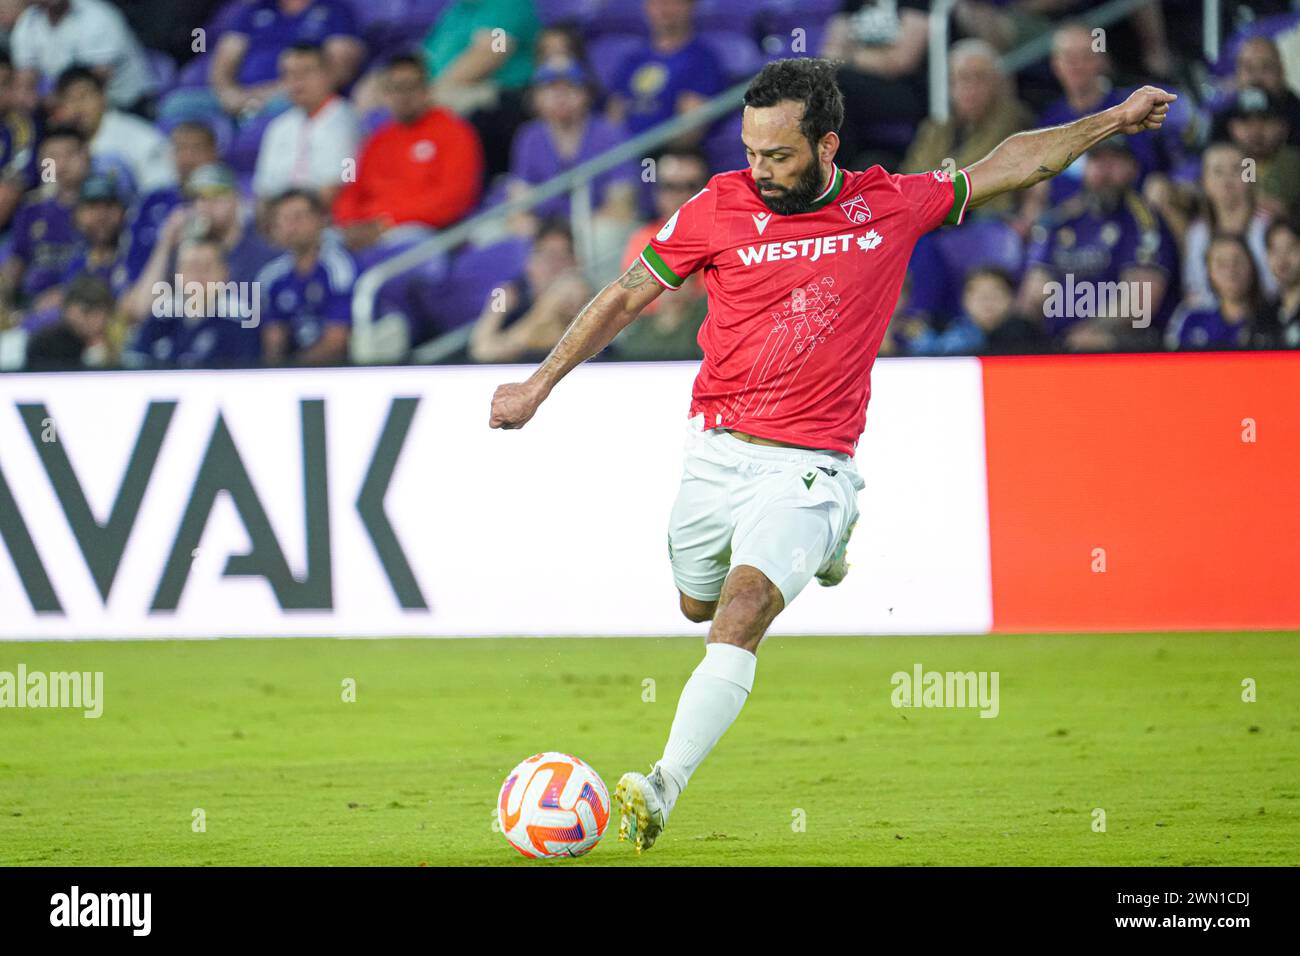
left=667, top=413, right=865, bottom=607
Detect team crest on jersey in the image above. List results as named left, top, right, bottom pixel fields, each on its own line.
left=840, top=194, right=871, bottom=225
left=932, top=168, right=952, bottom=183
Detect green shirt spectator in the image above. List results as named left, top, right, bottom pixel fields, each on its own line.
left=423, top=0, right=541, bottom=92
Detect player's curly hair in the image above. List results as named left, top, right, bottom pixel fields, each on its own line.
left=743, top=58, right=845, bottom=151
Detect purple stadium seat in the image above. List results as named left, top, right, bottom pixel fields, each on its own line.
left=905, top=218, right=1027, bottom=325
left=410, top=237, right=534, bottom=335
left=703, top=109, right=745, bottom=172
left=587, top=34, right=644, bottom=94
left=224, top=104, right=290, bottom=174
left=861, top=120, right=918, bottom=155
left=345, top=0, right=410, bottom=29
left=534, top=0, right=602, bottom=27
left=1170, top=154, right=1201, bottom=186
left=758, top=0, right=841, bottom=34
left=347, top=0, right=448, bottom=35
left=583, top=0, right=760, bottom=37
left=692, top=0, right=761, bottom=34
left=402, top=2, right=451, bottom=32
left=698, top=30, right=764, bottom=82
left=935, top=219, right=1025, bottom=284
left=586, top=0, right=648, bottom=37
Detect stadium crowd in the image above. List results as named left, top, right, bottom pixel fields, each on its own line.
left=0, top=0, right=1295, bottom=371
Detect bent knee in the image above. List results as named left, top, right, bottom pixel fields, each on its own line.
left=721, top=565, right=786, bottom=620
left=679, top=592, right=717, bottom=623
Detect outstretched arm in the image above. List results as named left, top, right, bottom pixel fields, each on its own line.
left=964, top=85, right=1176, bottom=210
left=488, top=260, right=665, bottom=429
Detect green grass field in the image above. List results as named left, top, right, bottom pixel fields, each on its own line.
left=1, top=633, right=1296, bottom=866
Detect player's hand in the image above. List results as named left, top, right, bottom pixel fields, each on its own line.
left=489, top=380, right=547, bottom=430
left=1113, top=85, right=1177, bottom=135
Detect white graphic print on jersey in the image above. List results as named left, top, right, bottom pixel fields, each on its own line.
left=727, top=275, right=840, bottom=424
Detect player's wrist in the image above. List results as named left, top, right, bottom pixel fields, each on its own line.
left=1095, top=104, right=1126, bottom=139
left=525, top=372, right=556, bottom=400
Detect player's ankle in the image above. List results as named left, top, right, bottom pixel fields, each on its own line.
left=654, top=761, right=685, bottom=808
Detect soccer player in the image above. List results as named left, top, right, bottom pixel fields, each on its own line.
left=488, top=58, right=1174, bottom=853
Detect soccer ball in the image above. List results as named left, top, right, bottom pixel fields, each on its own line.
left=497, top=752, right=610, bottom=858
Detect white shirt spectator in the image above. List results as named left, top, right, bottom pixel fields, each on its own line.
left=90, top=110, right=178, bottom=194
left=252, top=96, right=362, bottom=199
left=1181, top=212, right=1277, bottom=308
left=10, top=0, right=157, bottom=109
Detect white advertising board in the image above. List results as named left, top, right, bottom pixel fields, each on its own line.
left=0, top=360, right=990, bottom=638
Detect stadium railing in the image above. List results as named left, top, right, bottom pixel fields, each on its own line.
left=350, top=79, right=749, bottom=365
left=360, top=0, right=1226, bottom=365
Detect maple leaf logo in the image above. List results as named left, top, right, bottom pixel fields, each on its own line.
left=856, top=230, right=883, bottom=251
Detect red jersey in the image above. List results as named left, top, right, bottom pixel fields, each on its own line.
left=333, top=107, right=484, bottom=229
left=638, top=163, right=972, bottom=455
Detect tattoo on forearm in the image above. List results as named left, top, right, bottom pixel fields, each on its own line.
left=1036, top=150, right=1078, bottom=178
left=618, top=261, right=651, bottom=290
left=534, top=288, right=610, bottom=384
left=532, top=266, right=652, bottom=388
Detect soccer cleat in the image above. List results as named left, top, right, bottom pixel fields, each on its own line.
left=614, top=768, right=670, bottom=854
left=816, top=516, right=858, bottom=587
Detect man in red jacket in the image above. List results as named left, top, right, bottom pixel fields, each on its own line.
left=334, top=54, right=485, bottom=253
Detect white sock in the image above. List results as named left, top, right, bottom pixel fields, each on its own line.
left=654, top=642, right=757, bottom=810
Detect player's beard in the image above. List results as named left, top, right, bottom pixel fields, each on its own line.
left=756, top=155, right=827, bottom=215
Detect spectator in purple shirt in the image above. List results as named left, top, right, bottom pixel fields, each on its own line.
left=123, top=120, right=222, bottom=281
left=124, top=237, right=262, bottom=368
left=1, top=125, right=89, bottom=320
left=122, top=162, right=281, bottom=323
left=0, top=50, right=40, bottom=232
left=211, top=0, right=364, bottom=117
left=1019, top=136, right=1177, bottom=349
left=508, top=59, right=639, bottom=235
left=258, top=188, right=354, bottom=366
left=58, top=171, right=139, bottom=305
left=606, top=0, right=724, bottom=144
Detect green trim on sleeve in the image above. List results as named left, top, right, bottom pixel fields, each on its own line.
left=639, top=244, right=684, bottom=290
left=943, top=169, right=972, bottom=226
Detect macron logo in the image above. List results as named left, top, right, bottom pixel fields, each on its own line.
left=752, top=212, right=772, bottom=235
